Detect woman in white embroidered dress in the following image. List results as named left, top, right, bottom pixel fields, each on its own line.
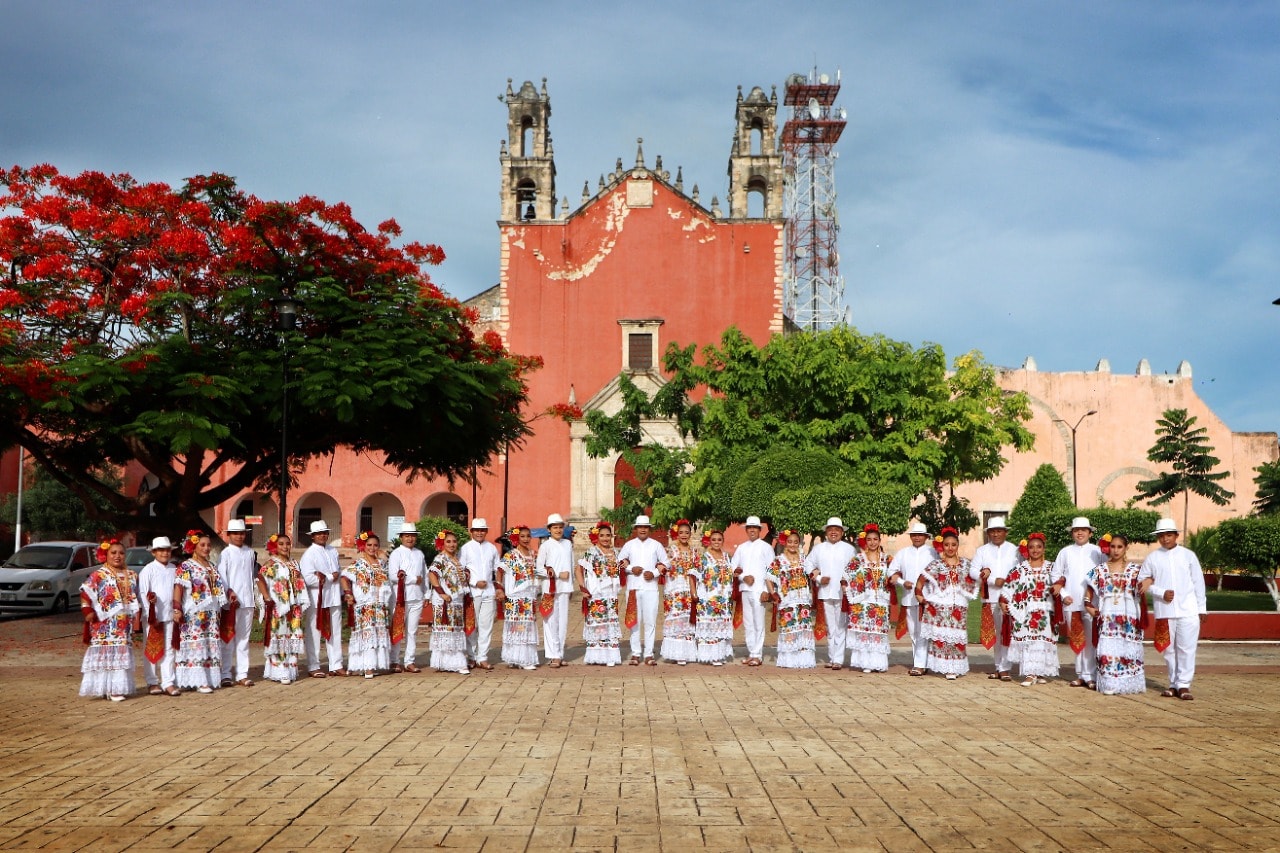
left=660, top=520, right=698, bottom=665
left=79, top=539, right=140, bottom=701
left=1085, top=533, right=1146, bottom=696
left=428, top=530, right=469, bottom=675
left=173, top=531, right=226, bottom=693
left=768, top=529, right=815, bottom=669
left=499, top=525, right=540, bottom=669
left=691, top=529, right=734, bottom=665
left=343, top=532, right=393, bottom=679
left=256, top=533, right=306, bottom=685
left=576, top=521, right=623, bottom=666
left=999, top=532, right=1060, bottom=687
left=918, top=527, right=978, bottom=680
left=845, top=523, right=893, bottom=673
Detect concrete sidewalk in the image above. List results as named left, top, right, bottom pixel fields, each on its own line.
left=1, top=612, right=1279, bottom=851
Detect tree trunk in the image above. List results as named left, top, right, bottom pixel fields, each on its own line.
left=1266, top=574, right=1280, bottom=613
left=1182, top=490, right=1189, bottom=536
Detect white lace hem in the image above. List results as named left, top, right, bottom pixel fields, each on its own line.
left=776, top=649, right=816, bottom=669
left=583, top=646, right=621, bottom=665
left=430, top=650, right=468, bottom=673
left=1009, top=639, right=1060, bottom=677
left=82, top=645, right=136, bottom=672
left=79, top=668, right=136, bottom=698
left=849, top=648, right=888, bottom=671
left=925, top=654, right=969, bottom=676
left=697, top=639, right=733, bottom=662
left=263, top=658, right=298, bottom=683
left=502, top=643, right=540, bottom=667
left=661, top=637, right=698, bottom=662
left=1096, top=671, right=1146, bottom=694
left=349, top=646, right=390, bottom=672
left=175, top=663, right=220, bottom=689
left=849, top=632, right=890, bottom=655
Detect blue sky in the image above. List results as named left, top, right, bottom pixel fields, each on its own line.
left=3, top=1, right=1278, bottom=434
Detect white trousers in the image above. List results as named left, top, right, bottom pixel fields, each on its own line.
left=629, top=589, right=660, bottom=659
left=304, top=606, right=344, bottom=672
left=220, top=607, right=254, bottom=682
left=467, top=597, right=496, bottom=662
left=905, top=604, right=927, bottom=668
left=822, top=600, right=848, bottom=664
left=990, top=605, right=1010, bottom=672
left=142, top=620, right=176, bottom=689
left=1071, top=611, right=1097, bottom=682
left=741, top=593, right=765, bottom=659
left=391, top=599, right=424, bottom=666
left=1164, top=615, right=1200, bottom=689
left=541, top=595, right=569, bottom=660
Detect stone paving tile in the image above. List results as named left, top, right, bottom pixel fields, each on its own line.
left=4, top=614, right=1280, bottom=851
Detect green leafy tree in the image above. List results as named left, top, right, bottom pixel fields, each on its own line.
left=1253, top=460, right=1280, bottom=516
left=0, top=166, right=535, bottom=537
left=771, top=479, right=912, bottom=540
left=729, top=448, right=851, bottom=524
left=584, top=327, right=1033, bottom=528
left=1216, top=515, right=1280, bottom=610
left=1032, top=508, right=1159, bottom=553
left=1007, top=464, right=1073, bottom=541
left=1134, top=409, right=1234, bottom=532
left=0, top=462, right=123, bottom=541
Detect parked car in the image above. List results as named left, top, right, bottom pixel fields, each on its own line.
left=0, top=541, right=101, bottom=614
left=125, top=547, right=152, bottom=573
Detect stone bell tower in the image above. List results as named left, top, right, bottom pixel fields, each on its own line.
left=499, top=78, right=557, bottom=223
left=726, top=85, right=784, bottom=219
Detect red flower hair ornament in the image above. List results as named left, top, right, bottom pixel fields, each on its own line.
left=1099, top=532, right=1113, bottom=555
left=96, top=537, right=121, bottom=564
left=356, top=531, right=370, bottom=553
left=266, top=533, right=280, bottom=556
left=183, top=529, right=202, bottom=556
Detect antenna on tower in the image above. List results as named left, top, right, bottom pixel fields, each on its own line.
left=781, top=67, right=847, bottom=331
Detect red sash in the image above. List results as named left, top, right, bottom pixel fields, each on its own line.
left=1051, top=593, right=1065, bottom=635
left=144, top=593, right=166, bottom=664
left=688, top=593, right=697, bottom=627
left=812, top=580, right=828, bottom=642
left=423, top=601, right=434, bottom=626
left=581, top=590, right=591, bottom=618
left=769, top=595, right=778, bottom=633
left=345, top=599, right=356, bottom=630
left=731, top=577, right=743, bottom=630
left=316, top=576, right=332, bottom=641
left=218, top=595, right=238, bottom=643
left=538, top=573, right=556, bottom=619
left=171, top=614, right=182, bottom=650
left=81, top=597, right=95, bottom=645
left=1068, top=611, right=1086, bottom=654
left=840, top=582, right=851, bottom=615
left=463, top=593, right=477, bottom=636
left=261, top=601, right=275, bottom=649
left=893, top=584, right=909, bottom=640
left=624, top=589, right=638, bottom=630
left=1153, top=618, right=1171, bottom=653
left=979, top=604, right=996, bottom=650
left=390, top=573, right=407, bottom=646
left=1091, top=613, right=1101, bottom=650
left=1000, top=606, right=1013, bottom=647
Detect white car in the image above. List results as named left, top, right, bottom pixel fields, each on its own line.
left=0, top=541, right=101, bottom=614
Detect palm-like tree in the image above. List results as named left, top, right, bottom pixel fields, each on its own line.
left=1134, top=408, right=1234, bottom=531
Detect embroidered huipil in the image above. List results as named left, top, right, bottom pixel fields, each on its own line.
left=500, top=547, right=540, bottom=667
left=772, top=552, right=815, bottom=669
left=429, top=553, right=469, bottom=673
left=660, top=545, right=698, bottom=662
left=79, top=568, right=140, bottom=698
left=259, top=555, right=306, bottom=683
left=174, top=559, right=226, bottom=689
left=918, top=558, right=978, bottom=676
left=692, top=550, right=734, bottom=662
left=844, top=551, right=892, bottom=672
left=579, top=545, right=622, bottom=665
left=1087, top=562, right=1146, bottom=694
left=344, top=555, right=392, bottom=673
left=999, top=560, right=1061, bottom=678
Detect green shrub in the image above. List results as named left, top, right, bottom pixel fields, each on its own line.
left=771, top=478, right=911, bottom=536
left=729, top=447, right=852, bottom=523
left=412, top=516, right=470, bottom=564
left=1026, top=507, right=1160, bottom=552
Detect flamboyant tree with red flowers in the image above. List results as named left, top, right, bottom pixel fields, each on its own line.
left=0, top=165, right=537, bottom=535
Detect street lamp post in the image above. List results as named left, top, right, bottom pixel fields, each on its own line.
left=1055, top=410, right=1098, bottom=506
left=273, top=295, right=302, bottom=537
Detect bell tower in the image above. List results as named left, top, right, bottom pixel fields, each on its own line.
left=500, top=78, right=557, bottom=223
left=726, top=85, right=783, bottom=219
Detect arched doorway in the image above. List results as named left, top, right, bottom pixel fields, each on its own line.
left=230, top=492, right=279, bottom=547
left=294, top=491, right=341, bottom=546
left=358, top=492, right=407, bottom=544
left=421, top=492, right=469, bottom=527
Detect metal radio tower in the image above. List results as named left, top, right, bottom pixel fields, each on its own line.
left=782, top=69, right=847, bottom=331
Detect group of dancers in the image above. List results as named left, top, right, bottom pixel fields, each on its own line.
left=76, top=510, right=1206, bottom=701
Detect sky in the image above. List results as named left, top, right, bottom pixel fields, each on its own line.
left=3, top=1, right=1278, bottom=434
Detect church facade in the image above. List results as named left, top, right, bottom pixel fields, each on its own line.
left=193, top=79, right=1274, bottom=550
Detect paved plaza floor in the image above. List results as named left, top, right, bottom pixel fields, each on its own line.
left=2, top=611, right=1279, bottom=851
